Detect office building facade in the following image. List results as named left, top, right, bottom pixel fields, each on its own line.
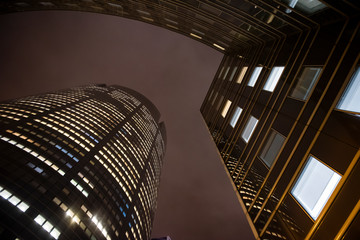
left=0, top=0, right=359, bottom=239
left=200, top=1, right=359, bottom=239
left=0, top=85, right=166, bottom=240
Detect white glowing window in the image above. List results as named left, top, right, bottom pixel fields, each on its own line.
left=237, top=66, right=248, bottom=84
left=336, top=67, right=360, bottom=114
left=0, top=190, right=11, bottom=199
left=248, top=67, right=263, bottom=87
left=221, top=100, right=232, bottom=117
left=230, top=107, right=243, bottom=127
left=290, top=67, right=321, bottom=100
left=17, top=202, right=29, bottom=212
left=291, top=156, right=341, bottom=220
left=9, top=196, right=21, bottom=206
left=263, top=66, right=285, bottom=92
left=34, top=215, right=46, bottom=225
left=50, top=228, right=61, bottom=239
left=241, top=116, right=258, bottom=142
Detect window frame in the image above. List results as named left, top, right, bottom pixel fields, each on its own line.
left=263, top=66, right=285, bottom=92
left=241, top=116, right=258, bottom=143
left=248, top=67, right=263, bottom=87
left=336, top=66, right=360, bottom=115
left=291, top=155, right=342, bottom=220
left=289, top=66, right=322, bottom=101
left=221, top=100, right=232, bottom=118
left=230, top=106, right=243, bottom=128
left=259, top=129, right=285, bottom=168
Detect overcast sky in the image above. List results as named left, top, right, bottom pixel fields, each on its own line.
left=0, top=11, right=254, bottom=240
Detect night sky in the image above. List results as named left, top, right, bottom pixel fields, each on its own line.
left=0, top=11, right=254, bottom=240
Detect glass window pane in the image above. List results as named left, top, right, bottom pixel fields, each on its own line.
left=242, top=116, right=258, bottom=142
left=221, top=100, right=232, bottom=117
left=248, top=67, right=263, bottom=87
left=336, top=67, right=360, bottom=114
left=237, top=67, right=248, bottom=84
left=290, top=67, right=321, bottom=100
left=260, top=130, right=285, bottom=167
left=291, top=156, right=341, bottom=220
left=230, top=107, right=243, bottom=127
left=263, top=67, right=285, bottom=92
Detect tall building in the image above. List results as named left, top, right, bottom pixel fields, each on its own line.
left=200, top=2, right=360, bottom=240
left=0, top=1, right=359, bottom=239
left=0, top=85, right=166, bottom=240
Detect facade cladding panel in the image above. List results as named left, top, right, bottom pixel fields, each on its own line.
left=0, top=0, right=359, bottom=240
left=0, top=85, right=166, bottom=240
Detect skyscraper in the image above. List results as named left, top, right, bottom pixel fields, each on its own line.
left=0, top=85, right=166, bottom=240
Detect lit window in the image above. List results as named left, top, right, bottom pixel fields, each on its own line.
left=291, top=156, right=341, bottom=220
left=248, top=67, right=263, bottom=87
left=237, top=66, right=248, bottom=84
left=230, top=107, right=243, bottom=127
left=241, top=116, right=258, bottom=142
left=336, top=67, right=360, bottom=114
left=290, top=67, right=321, bottom=100
left=260, top=130, right=285, bottom=167
left=263, top=66, right=285, bottom=92
left=221, top=100, right=232, bottom=117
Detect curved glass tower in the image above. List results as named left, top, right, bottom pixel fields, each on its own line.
left=0, top=85, right=166, bottom=240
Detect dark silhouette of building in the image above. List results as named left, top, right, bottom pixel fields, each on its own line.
left=0, top=85, right=166, bottom=240
left=0, top=0, right=359, bottom=239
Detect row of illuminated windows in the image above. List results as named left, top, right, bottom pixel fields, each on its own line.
left=108, top=139, right=140, bottom=183
left=0, top=185, right=61, bottom=239
left=116, top=130, right=145, bottom=168
left=0, top=107, right=31, bottom=119
left=28, top=119, right=86, bottom=159
left=109, top=91, right=138, bottom=112
left=110, top=90, right=141, bottom=108
left=124, top=121, right=152, bottom=156
left=94, top=152, right=133, bottom=202
left=49, top=111, right=102, bottom=146
left=85, top=99, right=124, bottom=125
left=117, top=129, right=148, bottom=167
left=59, top=108, right=107, bottom=138
left=23, top=121, right=85, bottom=161
left=218, top=65, right=322, bottom=99
left=75, top=100, right=117, bottom=132
left=81, top=164, right=131, bottom=225
left=219, top=66, right=360, bottom=127
left=103, top=144, right=137, bottom=190
left=40, top=116, right=94, bottom=151
left=0, top=133, right=66, bottom=176
left=87, top=96, right=127, bottom=122
left=67, top=104, right=110, bottom=134
left=52, top=197, right=113, bottom=240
